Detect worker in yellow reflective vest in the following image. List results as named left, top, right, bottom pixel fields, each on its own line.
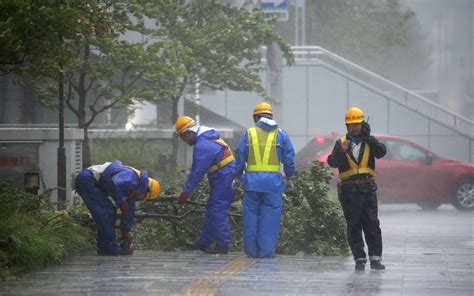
left=234, top=102, right=295, bottom=258
left=327, top=107, right=387, bottom=271
left=175, top=116, right=236, bottom=254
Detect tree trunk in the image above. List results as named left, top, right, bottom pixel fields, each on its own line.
left=21, top=76, right=36, bottom=124
left=170, top=96, right=180, bottom=174
left=77, top=90, right=90, bottom=168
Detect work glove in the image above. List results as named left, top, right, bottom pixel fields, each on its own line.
left=285, top=177, right=295, bottom=192
left=231, top=177, right=242, bottom=190
left=362, top=121, right=371, bottom=140
left=120, top=232, right=134, bottom=255
left=177, top=192, right=188, bottom=205
left=119, top=201, right=129, bottom=213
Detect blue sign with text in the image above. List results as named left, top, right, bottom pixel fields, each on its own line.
left=260, top=0, right=288, bottom=11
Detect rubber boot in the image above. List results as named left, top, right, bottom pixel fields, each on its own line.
left=355, top=260, right=366, bottom=271
left=203, top=246, right=228, bottom=255
left=186, top=241, right=206, bottom=252
left=370, top=260, right=386, bottom=270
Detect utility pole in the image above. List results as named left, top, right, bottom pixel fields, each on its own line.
left=266, top=42, right=283, bottom=125
left=294, top=0, right=306, bottom=46
left=57, top=0, right=66, bottom=210
left=194, top=75, right=200, bottom=125
left=57, top=63, right=66, bottom=210
left=469, top=0, right=474, bottom=114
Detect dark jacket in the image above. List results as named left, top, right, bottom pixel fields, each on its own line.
left=327, top=134, right=386, bottom=180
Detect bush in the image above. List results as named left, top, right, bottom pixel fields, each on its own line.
left=132, top=161, right=349, bottom=256
left=133, top=177, right=245, bottom=251
left=279, top=161, right=349, bottom=255
left=91, top=139, right=348, bottom=255
left=0, top=182, right=93, bottom=278
left=92, top=137, right=169, bottom=180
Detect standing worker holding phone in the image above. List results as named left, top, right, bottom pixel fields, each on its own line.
left=327, top=107, right=387, bottom=271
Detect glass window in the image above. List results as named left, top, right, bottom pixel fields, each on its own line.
left=385, top=140, right=427, bottom=161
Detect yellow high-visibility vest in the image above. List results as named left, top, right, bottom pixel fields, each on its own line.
left=207, top=138, right=235, bottom=173
left=123, top=165, right=141, bottom=178
left=339, top=135, right=376, bottom=180
left=246, top=127, right=280, bottom=172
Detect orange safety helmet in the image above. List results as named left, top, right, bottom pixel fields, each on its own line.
left=145, top=178, right=160, bottom=201
left=175, top=116, right=196, bottom=136
left=252, top=102, right=273, bottom=117
left=344, top=107, right=365, bottom=124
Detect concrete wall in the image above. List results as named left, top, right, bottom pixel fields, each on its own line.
left=199, top=63, right=473, bottom=163
left=88, top=128, right=234, bottom=169
left=0, top=128, right=83, bottom=208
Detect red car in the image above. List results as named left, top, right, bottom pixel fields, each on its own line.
left=295, top=134, right=474, bottom=211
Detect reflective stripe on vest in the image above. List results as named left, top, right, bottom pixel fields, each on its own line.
left=207, top=138, right=235, bottom=173
left=123, top=165, right=141, bottom=178
left=339, top=135, right=377, bottom=180
left=246, top=127, right=280, bottom=172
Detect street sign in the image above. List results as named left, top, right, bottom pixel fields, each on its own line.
left=260, top=0, right=288, bottom=21
left=260, top=0, right=288, bottom=10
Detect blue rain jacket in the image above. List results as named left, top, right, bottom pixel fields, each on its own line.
left=98, top=160, right=147, bottom=233
left=234, top=118, right=296, bottom=193
left=183, top=127, right=235, bottom=194
left=75, top=160, right=147, bottom=253
left=182, top=127, right=236, bottom=248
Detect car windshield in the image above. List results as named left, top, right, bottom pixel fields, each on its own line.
left=298, top=137, right=333, bottom=159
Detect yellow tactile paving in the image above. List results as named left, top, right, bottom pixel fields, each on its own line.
left=180, top=256, right=259, bottom=296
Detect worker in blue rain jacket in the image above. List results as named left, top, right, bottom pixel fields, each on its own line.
left=75, top=160, right=160, bottom=255
left=234, top=102, right=295, bottom=258
left=175, top=116, right=236, bottom=254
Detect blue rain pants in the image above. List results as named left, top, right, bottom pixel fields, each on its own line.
left=243, top=191, right=282, bottom=258
left=75, top=169, right=120, bottom=253
left=197, top=165, right=235, bottom=248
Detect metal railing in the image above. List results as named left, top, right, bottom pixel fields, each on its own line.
left=289, top=46, right=474, bottom=138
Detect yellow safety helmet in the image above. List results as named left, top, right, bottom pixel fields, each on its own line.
left=252, top=102, right=273, bottom=117
left=175, top=116, right=196, bottom=136
left=345, top=107, right=365, bottom=124
left=145, top=178, right=160, bottom=201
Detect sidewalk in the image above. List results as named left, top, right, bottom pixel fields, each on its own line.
left=0, top=205, right=472, bottom=295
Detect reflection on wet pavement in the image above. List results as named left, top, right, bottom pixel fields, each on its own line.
left=1, top=205, right=472, bottom=295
